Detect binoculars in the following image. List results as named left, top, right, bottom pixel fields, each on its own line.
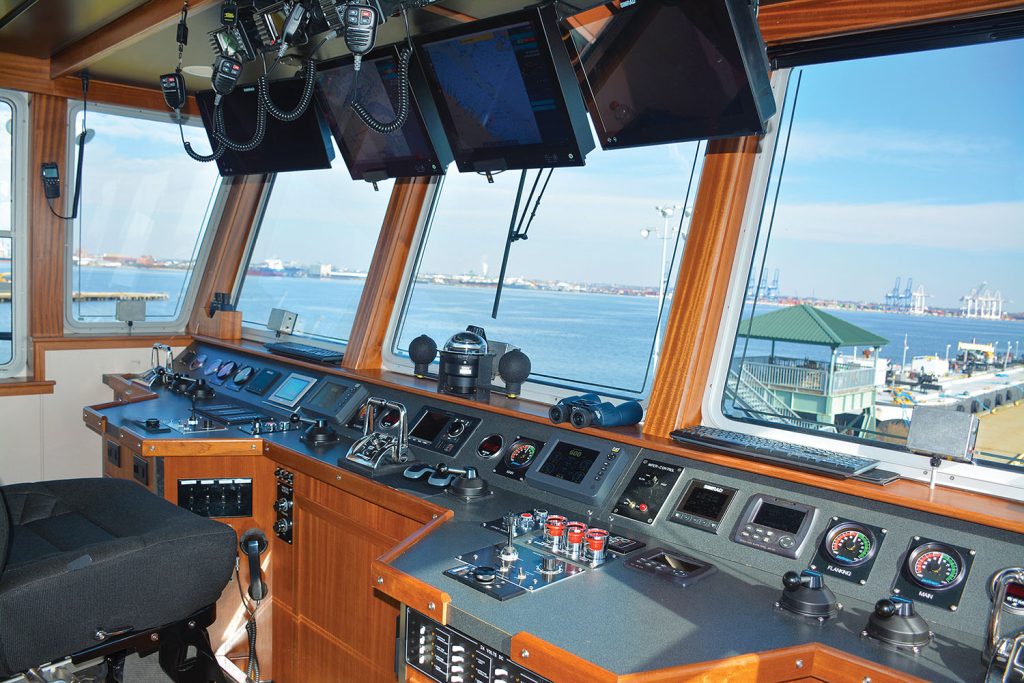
left=549, top=394, right=644, bottom=429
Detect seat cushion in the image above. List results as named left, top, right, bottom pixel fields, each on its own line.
left=0, top=478, right=237, bottom=677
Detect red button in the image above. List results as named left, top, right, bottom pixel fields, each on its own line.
left=638, top=503, right=648, bottom=513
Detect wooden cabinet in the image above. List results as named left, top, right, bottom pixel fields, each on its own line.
left=271, top=466, right=441, bottom=683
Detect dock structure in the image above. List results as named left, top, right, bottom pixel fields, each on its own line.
left=0, top=291, right=168, bottom=303
left=727, top=304, right=889, bottom=437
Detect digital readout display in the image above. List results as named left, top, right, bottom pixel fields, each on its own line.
left=268, top=374, right=317, bottom=407
left=678, top=481, right=735, bottom=522
left=539, top=441, right=600, bottom=483
left=305, top=380, right=349, bottom=413
left=752, top=502, right=806, bottom=534
left=410, top=410, right=449, bottom=442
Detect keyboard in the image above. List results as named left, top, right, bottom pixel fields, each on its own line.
left=670, top=425, right=879, bottom=479
left=265, top=341, right=344, bottom=365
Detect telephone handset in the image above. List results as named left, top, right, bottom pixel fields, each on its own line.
left=40, top=163, right=61, bottom=200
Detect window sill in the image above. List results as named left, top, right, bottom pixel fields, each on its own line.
left=0, top=378, right=56, bottom=396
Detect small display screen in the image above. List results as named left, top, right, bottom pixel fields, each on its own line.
left=304, top=380, right=349, bottom=414
left=753, top=502, right=806, bottom=534
left=410, top=410, right=450, bottom=442
left=539, top=441, right=600, bottom=483
left=679, top=481, right=735, bottom=522
left=649, top=552, right=703, bottom=574
left=268, top=374, right=317, bottom=407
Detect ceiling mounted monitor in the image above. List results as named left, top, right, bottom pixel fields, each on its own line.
left=414, top=4, right=596, bottom=173
left=196, top=78, right=335, bottom=177
left=564, top=0, right=776, bottom=150
left=315, top=45, right=453, bottom=182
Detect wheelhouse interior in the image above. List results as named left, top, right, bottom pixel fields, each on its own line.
left=1, top=1, right=1023, bottom=682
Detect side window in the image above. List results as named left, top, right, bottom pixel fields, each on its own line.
left=392, top=138, right=705, bottom=399
left=235, top=151, right=393, bottom=344
left=0, top=90, right=26, bottom=377
left=66, top=104, right=223, bottom=331
left=715, top=39, right=1024, bottom=473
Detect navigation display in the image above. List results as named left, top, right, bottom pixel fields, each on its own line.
left=267, top=373, right=318, bottom=408
left=410, top=410, right=449, bottom=443
left=304, top=380, right=350, bottom=414
left=679, top=480, right=735, bottom=522
left=415, top=5, right=594, bottom=172
left=538, top=441, right=599, bottom=483
left=753, top=502, right=806, bottom=534
left=316, top=46, right=451, bottom=180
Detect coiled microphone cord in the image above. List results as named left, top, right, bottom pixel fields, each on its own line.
left=259, top=58, right=317, bottom=122
left=351, top=47, right=412, bottom=134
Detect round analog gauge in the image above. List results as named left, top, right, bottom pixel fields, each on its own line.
left=189, top=353, right=207, bottom=371
left=232, top=365, right=254, bottom=385
left=824, top=523, right=877, bottom=567
left=507, top=439, right=540, bottom=469
left=379, top=408, right=401, bottom=429
left=907, top=543, right=966, bottom=591
left=204, top=359, right=223, bottom=376
left=216, top=361, right=237, bottom=380
left=477, top=434, right=504, bottom=459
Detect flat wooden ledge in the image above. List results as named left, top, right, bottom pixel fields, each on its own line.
left=0, top=379, right=56, bottom=397
left=190, top=337, right=1024, bottom=536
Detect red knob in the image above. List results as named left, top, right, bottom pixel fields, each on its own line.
left=638, top=503, right=649, bottom=513
left=546, top=515, right=567, bottom=537
left=567, top=522, right=587, bottom=543
left=585, top=528, right=609, bottom=552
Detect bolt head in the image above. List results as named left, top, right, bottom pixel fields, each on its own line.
left=376, top=576, right=384, bottom=585
left=427, top=602, right=435, bottom=611
left=150, top=633, right=159, bottom=642
left=520, top=649, right=530, bottom=659
left=188, top=620, right=196, bottom=630
left=795, top=659, right=804, bottom=669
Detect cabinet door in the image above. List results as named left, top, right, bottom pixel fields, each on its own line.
left=288, top=475, right=424, bottom=683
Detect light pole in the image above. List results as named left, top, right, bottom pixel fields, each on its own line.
left=945, top=344, right=951, bottom=363
left=642, top=204, right=689, bottom=369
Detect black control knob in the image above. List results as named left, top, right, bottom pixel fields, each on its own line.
left=863, top=596, right=932, bottom=650
left=273, top=519, right=292, bottom=535
left=190, top=378, right=215, bottom=400
left=303, top=419, right=339, bottom=445
left=777, top=570, right=839, bottom=620
left=472, top=566, right=496, bottom=585
left=274, top=498, right=292, bottom=513
left=145, top=418, right=161, bottom=430
left=446, top=420, right=466, bottom=438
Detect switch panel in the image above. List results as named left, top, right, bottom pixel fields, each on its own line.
left=406, top=608, right=552, bottom=683
left=612, top=459, right=684, bottom=524
left=274, top=468, right=294, bottom=543
left=178, top=478, right=253, bottom=518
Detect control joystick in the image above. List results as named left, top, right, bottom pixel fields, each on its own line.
left=777, top=570, right=840, bottom=621
left=188, top=378, right=216, bottom=400
left=435, top=463, right=490, bottom=499
left=301, top=417, right=340, bottom=446
left=863, top=596, right=932, bottom=651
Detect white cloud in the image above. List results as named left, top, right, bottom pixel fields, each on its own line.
left=772, top=201, right=1024, bottom=250
left=786, top=122, right=992, bottom=165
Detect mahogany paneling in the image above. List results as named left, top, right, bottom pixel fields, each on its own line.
left=758, top=0, right=1024, bottom=45
left=192, top=310, right=242, bottom=340
left=643, top=136, right=760, bottom=439
left=134, top=437, right=263, bottom=458
left=27, top=95, right=69, bottom=340
left=0, top=379, right=55, bottom=396
left=0, top=52, right=195, bottom=114
left=342, top=178, right=432, bottom=371
left=405, top=667, right=434, bottom=683
left=295, top=619, right=396, bottom=683
left=272, top=601, right=298, bottom=683
left=50, top=0, right=219, bottom=79
left=188, top=175, right=269, bottom=335
left=191, top=340, right=1024, bottom=535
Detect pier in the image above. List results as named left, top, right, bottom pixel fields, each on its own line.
left=0, top=291, right=168, bottom=303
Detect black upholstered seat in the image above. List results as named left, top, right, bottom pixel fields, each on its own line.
left=0, top=478, right=236, bottom=678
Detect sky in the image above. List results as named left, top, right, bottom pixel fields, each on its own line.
left=67, top=36, right=1024, bottom=311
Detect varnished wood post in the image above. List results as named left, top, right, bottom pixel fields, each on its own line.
left=643, top=136, right=760, bottom=438
left=342, top=177, right=432, bottom=371
left=28, top=95, right=69, bottom=340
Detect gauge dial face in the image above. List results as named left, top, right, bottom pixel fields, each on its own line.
left=189, top=353, right=207, bottom=371
left=507, top=439, right=539, bottom=468
left=825, top=523, right=876, bottom=567
left=477, top=434, right=504, bottom=459
left=216, top=361, right=237, bottom=380
left=908, top=543, right=966, bottom=591
left=204, top=359, right=223, bottom=376
left=232, top=365, right=254, bottom=385
left=379, top=408, right=401, bottom=429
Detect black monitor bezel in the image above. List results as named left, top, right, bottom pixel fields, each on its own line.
left=196, top=77, right=335, bottom=177
left=314, top=44, right=452, bottom=181
left=563, top=0, right=775, bottom=150
left=413, top=4, right=595, bottom=173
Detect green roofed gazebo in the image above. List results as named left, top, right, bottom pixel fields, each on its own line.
left=738, top=304, right=889, bottom=350
left=732, top=304, right=889, bottom=436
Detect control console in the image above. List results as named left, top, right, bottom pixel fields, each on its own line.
left=407, top=609, right=552, bottom=683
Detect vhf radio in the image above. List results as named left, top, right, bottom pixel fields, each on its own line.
left=344, top=1, right=380, bottom=61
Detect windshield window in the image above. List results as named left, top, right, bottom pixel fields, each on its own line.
left=393, top=137, right=705, bottom=397
left=721, top=39, right=1024, bottom=471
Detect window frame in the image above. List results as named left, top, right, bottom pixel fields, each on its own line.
left=702, top=68, right=1024, bottom=502
left=232, top=173, right=394, bottom=351
left=62, top=100, right=229, bottom=335
left=0, top=89, right=29, bottom=379
left=381, top=157, right=697, bottom=407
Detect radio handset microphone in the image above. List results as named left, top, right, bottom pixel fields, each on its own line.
left=160, top=72, right=187, bottom=111
left=344, top=1, right=380, bottom=70
left=240, top=528, right=269, bottom=602
left=212, top=55, right=244, bottom=101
